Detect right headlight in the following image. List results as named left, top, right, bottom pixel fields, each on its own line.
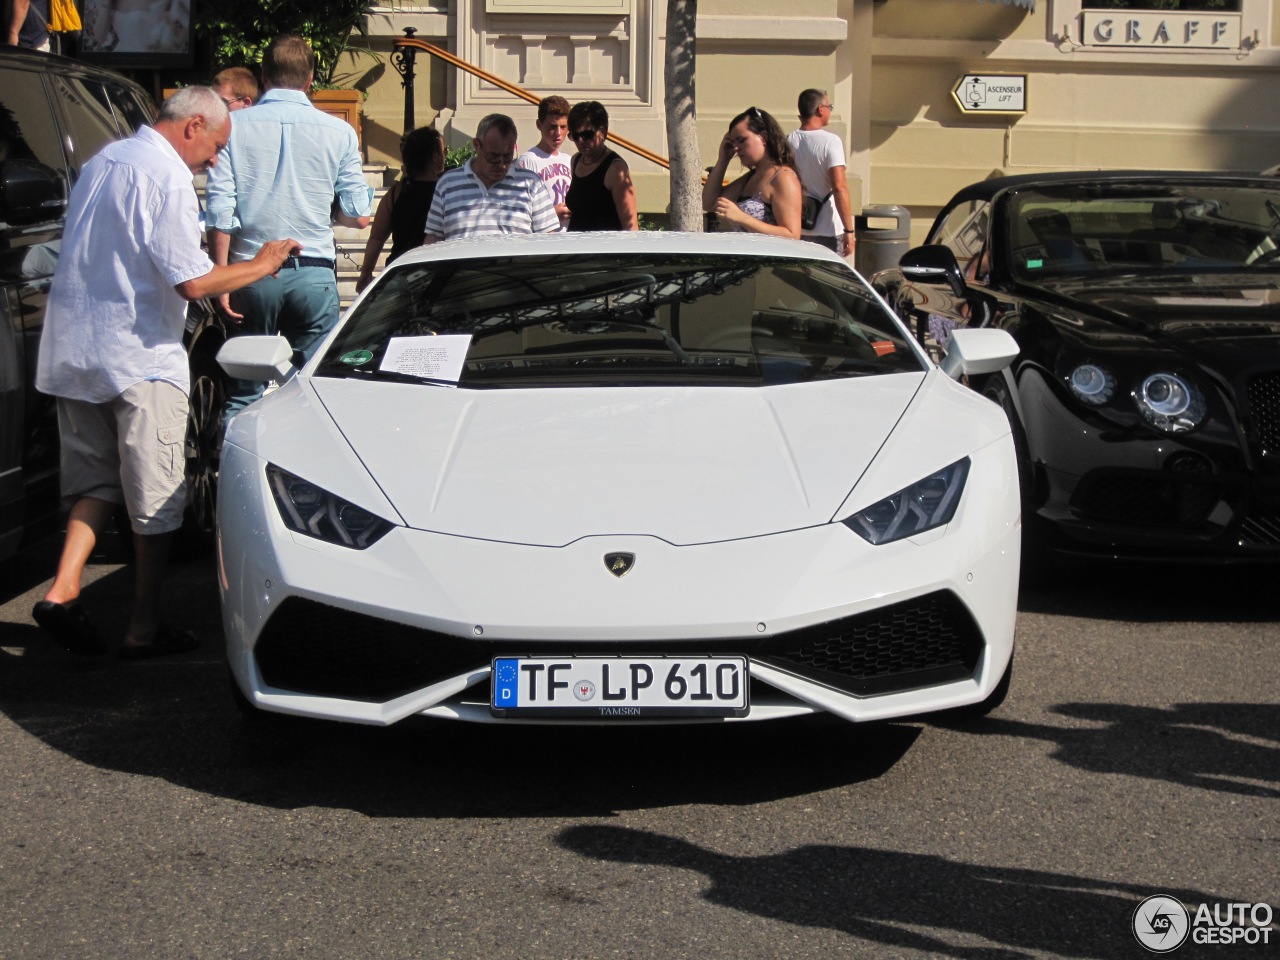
left=266, top=465, right=394, bottom=549
left=1133, top=371, right=1205, bottom=433
left=841, top=459, right=970, bottom=545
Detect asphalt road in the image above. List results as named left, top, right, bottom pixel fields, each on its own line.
left=0, top=529, right=1276, bottom=960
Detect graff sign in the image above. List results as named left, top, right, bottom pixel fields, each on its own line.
left=1081, top=11, right=1241, bottom=49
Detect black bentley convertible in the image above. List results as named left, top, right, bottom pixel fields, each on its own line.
left=875, top=171, right=1280, bottom=560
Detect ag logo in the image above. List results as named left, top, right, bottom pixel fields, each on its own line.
left=1133, top=895, right=1190, bottom=953
left=604, top=552, right=635, bottom=578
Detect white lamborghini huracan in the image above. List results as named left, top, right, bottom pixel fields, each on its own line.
left=216, top=232, right=1020, bottom=726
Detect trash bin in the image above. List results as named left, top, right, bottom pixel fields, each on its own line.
left=854, top=204, right=911, bottom=277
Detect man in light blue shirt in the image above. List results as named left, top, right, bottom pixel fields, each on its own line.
left=206, top=34, right=372, bottom=428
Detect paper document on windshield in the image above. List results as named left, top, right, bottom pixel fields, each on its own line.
left=380, top=335, right=472, bottom=384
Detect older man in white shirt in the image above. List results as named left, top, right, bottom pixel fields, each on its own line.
left=33, top=86, right=300, bottom=660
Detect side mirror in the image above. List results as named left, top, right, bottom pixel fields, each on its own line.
left=899, top=244, right=967, bottom=298
left=217, top=335, right=295, bottom=382
left=939, top=328, right=1018, bottom=380
left=0, top=160, right=65, bottom=225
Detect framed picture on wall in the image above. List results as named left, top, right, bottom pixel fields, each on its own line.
left=77, top=0, right=195, bottom=69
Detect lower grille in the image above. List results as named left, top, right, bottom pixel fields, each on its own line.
left=757, top=592, right=983, bottom=696
left=1071, top=468, right=1221, bottom=526
left=253, top=590, right=985, bottom=702
left=1246, top=371, right=1280, bottom=457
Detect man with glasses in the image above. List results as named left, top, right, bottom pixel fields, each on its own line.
left=423, top=113, right=559, bottom=243
left=787, top=88, right=856, bottom=258
left=212, top=66, right=259, bottom=111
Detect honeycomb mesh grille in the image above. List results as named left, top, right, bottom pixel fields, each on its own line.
left=1247, top=371, right=1280, bottom=457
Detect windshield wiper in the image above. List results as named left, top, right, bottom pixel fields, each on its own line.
left=313, top=364, right=454, bottom=386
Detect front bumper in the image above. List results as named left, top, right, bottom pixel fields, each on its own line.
left=217, top=440, right=1021, bottom=725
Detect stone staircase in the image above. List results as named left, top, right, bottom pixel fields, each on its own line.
left=196, top=163, right=397, bottom=310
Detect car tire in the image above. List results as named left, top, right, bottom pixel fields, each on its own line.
left=982, top=375, right=1032, bottom=506
left=174, top=334, right=226, bottom=559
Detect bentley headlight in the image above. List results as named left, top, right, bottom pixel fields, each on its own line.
left=1068, top=363, right=1115, bottom=405
left=842, top=459, right=970, bottom=545
left=1134, top=372, right=1205, bottom=433
left=266, top=465, right=394, bottom=549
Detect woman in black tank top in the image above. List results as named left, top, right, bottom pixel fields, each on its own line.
left=564, top=101, right=638, bottom=232
left=356, top=127, right=445, bottom=293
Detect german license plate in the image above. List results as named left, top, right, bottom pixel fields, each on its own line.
left=490, top=656, right=749, bottom=718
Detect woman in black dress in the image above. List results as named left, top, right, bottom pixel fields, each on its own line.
left=356, top=126, right=446, bottom=293
left=564, top=101, right=638, bottom=232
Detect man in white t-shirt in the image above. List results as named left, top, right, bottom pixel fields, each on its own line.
left=515, top=95, right=573, bottom=229
left=786, top=88, right=856, bottom=258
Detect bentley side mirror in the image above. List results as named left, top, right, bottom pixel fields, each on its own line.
left=899, top=244, right=967, bottom=298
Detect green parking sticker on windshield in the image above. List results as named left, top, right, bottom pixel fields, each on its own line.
left=340, top=350, right=374, bottom=365
left=1026, top=258, right=1044, bottom=269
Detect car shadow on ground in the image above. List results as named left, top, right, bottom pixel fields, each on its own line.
left=556, top=824, right=1220, bottom=960
left=0, top=572, right=922, bottom=817
left=934, top=701, right=1280, bottom=799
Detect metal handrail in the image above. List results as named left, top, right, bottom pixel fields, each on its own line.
left=390, top=31, right=671, bottom=171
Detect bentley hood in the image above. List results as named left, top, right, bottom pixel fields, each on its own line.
left=1037, top=273, right=1280, bottom=358
left=305, top=375, right=928, bottom=546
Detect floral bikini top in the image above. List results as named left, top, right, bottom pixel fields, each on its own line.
left=734, top=168, right=781, bottom=228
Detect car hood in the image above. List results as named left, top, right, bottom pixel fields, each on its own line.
left=309, top=375, right=926, bottom=546
left=1034, top=273, right=1280, bottom=352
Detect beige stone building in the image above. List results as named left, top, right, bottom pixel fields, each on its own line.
left=350, top=0, right=1280, bottom=243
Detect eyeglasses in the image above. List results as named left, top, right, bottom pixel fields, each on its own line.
left=819, top=102, right=832, bottom=111
left=479, top=150, right=514, bottom=166
left=221, top=96, right=246, bottom=107
left=570, top=128, right=598, bottom=141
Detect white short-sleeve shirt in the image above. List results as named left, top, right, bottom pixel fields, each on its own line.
left=36, top=125, right=213, bottom=403
left=787, top=127, right=848, bottom=240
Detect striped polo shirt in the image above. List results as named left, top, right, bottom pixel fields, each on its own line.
left=424, top=160, right=560, bottom=240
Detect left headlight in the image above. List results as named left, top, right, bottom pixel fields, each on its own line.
left=842, top=458, right=970, bottom=545
left=266, top=465, right=394, bottom=549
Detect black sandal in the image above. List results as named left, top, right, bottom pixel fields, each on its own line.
left=32, top=600, right=107, bottom=656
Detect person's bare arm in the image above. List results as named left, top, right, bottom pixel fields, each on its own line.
left=606, top=159, right=639, bottom=231
left=702, top=136, right=737, bottom=213
left=335, top=210, right=372, bottom=229
left=176, top=238, right=301, bottom=301
left=829, top=164, right=855, bottom=258
left=356, top=187, right=396, bottom=293
left=7, top=0, right=28, bottom=44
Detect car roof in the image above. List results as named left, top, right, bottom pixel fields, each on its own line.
left=391, top=230, right=853, bottom=267
left=0, top=46, right=153, bottom=93
left=945, top=170, right=1280, bottom=206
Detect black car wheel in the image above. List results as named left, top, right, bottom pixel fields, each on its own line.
left=176, top=340, right=225, bottom=558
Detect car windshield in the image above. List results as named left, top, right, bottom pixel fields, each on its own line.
left=1006, top=183, right=1280, bottom=280
left=317, top=253, right=923, bottom=387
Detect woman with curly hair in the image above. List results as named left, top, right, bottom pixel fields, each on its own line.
left=702, top=106, right=802, bottom=240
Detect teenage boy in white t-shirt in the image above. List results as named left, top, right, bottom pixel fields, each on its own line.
left=516, top=95, right=573, bottom=229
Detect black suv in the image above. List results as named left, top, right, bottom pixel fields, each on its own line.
left=1, top=48, right=225, bottom=561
